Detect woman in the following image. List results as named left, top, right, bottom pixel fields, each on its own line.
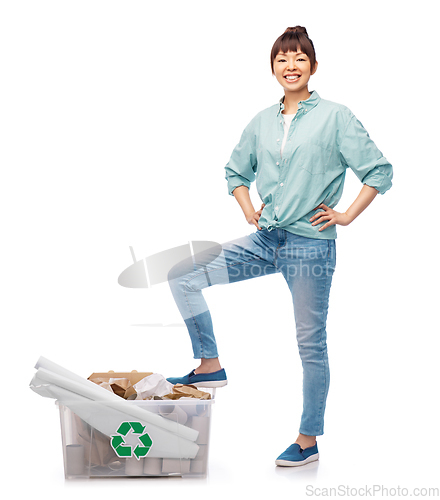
left=166, top=26, right=393, bottom=467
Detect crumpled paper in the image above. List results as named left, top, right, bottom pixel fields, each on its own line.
left=91, top=377, right=132, bottom=398
left=133, top=373, right=174, bottom=400
left=89, top=371, right=212, bottom=400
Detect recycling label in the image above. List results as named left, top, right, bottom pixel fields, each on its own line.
left=111, top=422, right=153, bottom=460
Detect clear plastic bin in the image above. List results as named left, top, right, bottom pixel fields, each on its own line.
left=57, top=395, right=214, bottom=478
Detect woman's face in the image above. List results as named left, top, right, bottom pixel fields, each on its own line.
left=273, top=50, right=317, bottom=94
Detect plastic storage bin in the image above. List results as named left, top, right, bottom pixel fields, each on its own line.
left=57, top=395, right=214, bottom=478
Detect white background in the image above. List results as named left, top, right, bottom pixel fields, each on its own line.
left=2, top=0, right=439, bottom=498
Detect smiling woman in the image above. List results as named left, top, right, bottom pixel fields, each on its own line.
left=166, top=24, right=393, bottom=470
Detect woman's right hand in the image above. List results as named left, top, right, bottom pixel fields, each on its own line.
left=246, top=203, right=265, bottom=230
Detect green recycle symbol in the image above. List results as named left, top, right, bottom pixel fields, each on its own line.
left=111, top=422, right=153, bottom=460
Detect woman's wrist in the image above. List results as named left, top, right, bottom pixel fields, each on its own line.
left=343, top=211, right=355, bottom=225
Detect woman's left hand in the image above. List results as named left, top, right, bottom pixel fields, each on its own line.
left=309, top=203, right=352, bottom=231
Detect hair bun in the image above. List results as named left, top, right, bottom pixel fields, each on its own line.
left=284, top=26, right=308, bottom=36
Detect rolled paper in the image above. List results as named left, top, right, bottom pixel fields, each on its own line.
left=189, top=460, right=205, bottom=474
left=65, top=444, right=85, bottom=476
left=162, top=458, right=191, bottom=475
left=143, top=458, right=162, bottom=475
left=190, top=444, right=208, bottom=474
left=35, top=356, right=98, bottom=386
left=190, top=416, right=211, bottom=445
left=182, top=402, right=210, bottom=418
left=194, top=444, right=207, bottom=459
left=32, top=365, right=198, bottom=443
left=125, top=457, right=144, bottom=476
left=195, top=403, right=209, bottom=417
left=30, top=376, right=200, bottom=459
left=158, top=404, right=188, bottom=425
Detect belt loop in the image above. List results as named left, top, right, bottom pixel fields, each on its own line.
left=277, top=228, right=284, bottom=244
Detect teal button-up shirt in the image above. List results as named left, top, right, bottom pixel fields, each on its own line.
left=225, top=90, right=393, bottom=239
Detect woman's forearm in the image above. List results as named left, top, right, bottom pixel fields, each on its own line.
left=310, top=183, right=379, bottom=231
left=345, top=184, right=379, bottom=223
left=232, top=186, right=255, bottom=218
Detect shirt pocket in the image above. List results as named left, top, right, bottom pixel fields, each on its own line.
left=298, top=138, right=333, bottom=175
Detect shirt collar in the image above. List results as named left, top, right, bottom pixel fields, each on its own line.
left=277, top=90, right=321, bottom=116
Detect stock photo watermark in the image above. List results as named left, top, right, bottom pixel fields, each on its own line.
left=305, top=484, right=439, bottom=497
left=118, top=238, right=336, bottom=289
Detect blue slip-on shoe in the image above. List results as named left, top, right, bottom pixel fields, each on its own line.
left=275, top=442, right=319, bottom=467
left=166, top=368, right=228, bottom=388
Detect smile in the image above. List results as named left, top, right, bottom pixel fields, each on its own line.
left=284, top=75, right=300, bottom=82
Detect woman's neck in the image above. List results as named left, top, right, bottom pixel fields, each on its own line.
left=282, top=88, right=311, bottom=114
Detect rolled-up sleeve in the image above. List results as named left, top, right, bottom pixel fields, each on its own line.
left=225, top=128, right=257, bottom=196
left=340, top=114, right=393, bottom=195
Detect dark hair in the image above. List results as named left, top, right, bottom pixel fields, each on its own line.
left=270, top=26, right=317, bottom=75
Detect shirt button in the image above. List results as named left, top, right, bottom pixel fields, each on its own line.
left=280, top=183, right=284, bottom=186
left=277, top=138, right=280, bottom=142
left=276, top=162, right=279, bottom=165
left=275, top=206, right=279, bottom=211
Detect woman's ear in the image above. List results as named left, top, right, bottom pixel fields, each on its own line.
left=311, top=60, right=318, bottom=75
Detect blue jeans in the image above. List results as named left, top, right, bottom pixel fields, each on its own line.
left=167, top=228, right=336, bottom=436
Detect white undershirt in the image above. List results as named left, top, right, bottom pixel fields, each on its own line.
left=281, top=112, right=296, bottom=158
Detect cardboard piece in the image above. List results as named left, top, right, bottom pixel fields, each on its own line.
left=164, top=384, right=211, bottom=400
left=88, top=370, right=153, bottom=399
left=74, top=413, right=117, bottom=467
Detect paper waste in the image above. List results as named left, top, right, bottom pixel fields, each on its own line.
left=29, top=356, right=201, bottom=459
